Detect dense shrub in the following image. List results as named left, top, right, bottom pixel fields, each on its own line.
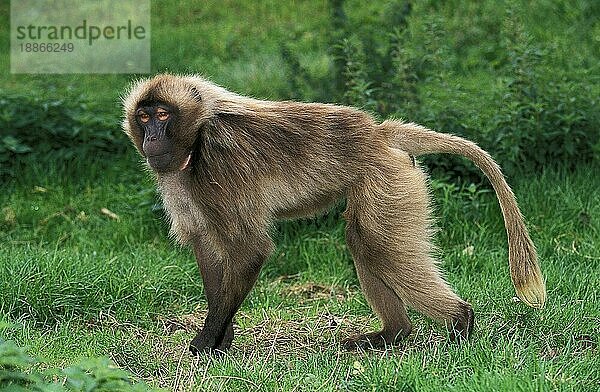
left=0, top=91, right=127, bottom=179
left=280, top=0, right=600, bottom=180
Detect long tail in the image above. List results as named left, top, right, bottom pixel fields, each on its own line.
left=381, top=119, right=546, bottom=309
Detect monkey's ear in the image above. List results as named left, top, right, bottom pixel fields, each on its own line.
left=189, top=87, right=202, bottom=103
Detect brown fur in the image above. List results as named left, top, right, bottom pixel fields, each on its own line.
left=122, top=74, right=545, bottom=353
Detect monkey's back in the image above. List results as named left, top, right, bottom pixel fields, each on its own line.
left=195, top=100, right=385, bottom=219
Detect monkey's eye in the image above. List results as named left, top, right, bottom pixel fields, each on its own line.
left=138, top=112, right=150, bottom=123
left=156, top=110, right=170, bottom=121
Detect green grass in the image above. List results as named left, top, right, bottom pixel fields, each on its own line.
left=1, top=158, right=599, bottom=391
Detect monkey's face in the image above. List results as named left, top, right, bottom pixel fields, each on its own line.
left=123, top=75, right=210, bottom=174
left=134, top=101, right=191, bottom=173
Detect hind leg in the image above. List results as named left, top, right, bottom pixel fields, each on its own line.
left=342, top=222, right=412, bottom=350
left=344, top=150, right=474, bottom=345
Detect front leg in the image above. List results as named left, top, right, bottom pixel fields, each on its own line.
left=192, top=240, right=234, bottom=351
left=190, top=235, right=272, bottom=354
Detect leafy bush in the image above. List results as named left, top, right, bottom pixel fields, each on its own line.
left=280, top=0, right=600, bottom=180
left=488, top=16, right=599, bottom=175
left=0, top=91, right=127, bottom=179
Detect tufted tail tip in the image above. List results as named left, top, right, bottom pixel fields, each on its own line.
left=514, top=273, right=546, bottom=309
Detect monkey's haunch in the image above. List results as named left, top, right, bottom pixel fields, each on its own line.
left=122, top=73, right=546, bottom=353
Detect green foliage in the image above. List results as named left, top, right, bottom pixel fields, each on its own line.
left=480, top=9, right=600, bottom=175
left=0, top=91, right=127, bottom=180
left=279, top=0, right=600, bottom=180
left=336, top=37, right=376, bottom=111
left=61, top=358, right=153, bottom=392
left=0, top=332, right=156, bottom=392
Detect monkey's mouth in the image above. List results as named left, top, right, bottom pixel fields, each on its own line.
left=146, top=152, right=173, bottom=172
left=146, top=152, right=192, bottom=173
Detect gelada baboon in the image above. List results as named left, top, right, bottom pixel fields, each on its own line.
left=122, top=74, right=545, bottom=354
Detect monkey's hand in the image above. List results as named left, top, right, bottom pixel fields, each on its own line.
left=189, top=322, right=234, bottom=355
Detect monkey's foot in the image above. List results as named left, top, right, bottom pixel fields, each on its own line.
left=342, top=330, right=409, bottom=351
left=448, top=303, right=475, bottom=342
